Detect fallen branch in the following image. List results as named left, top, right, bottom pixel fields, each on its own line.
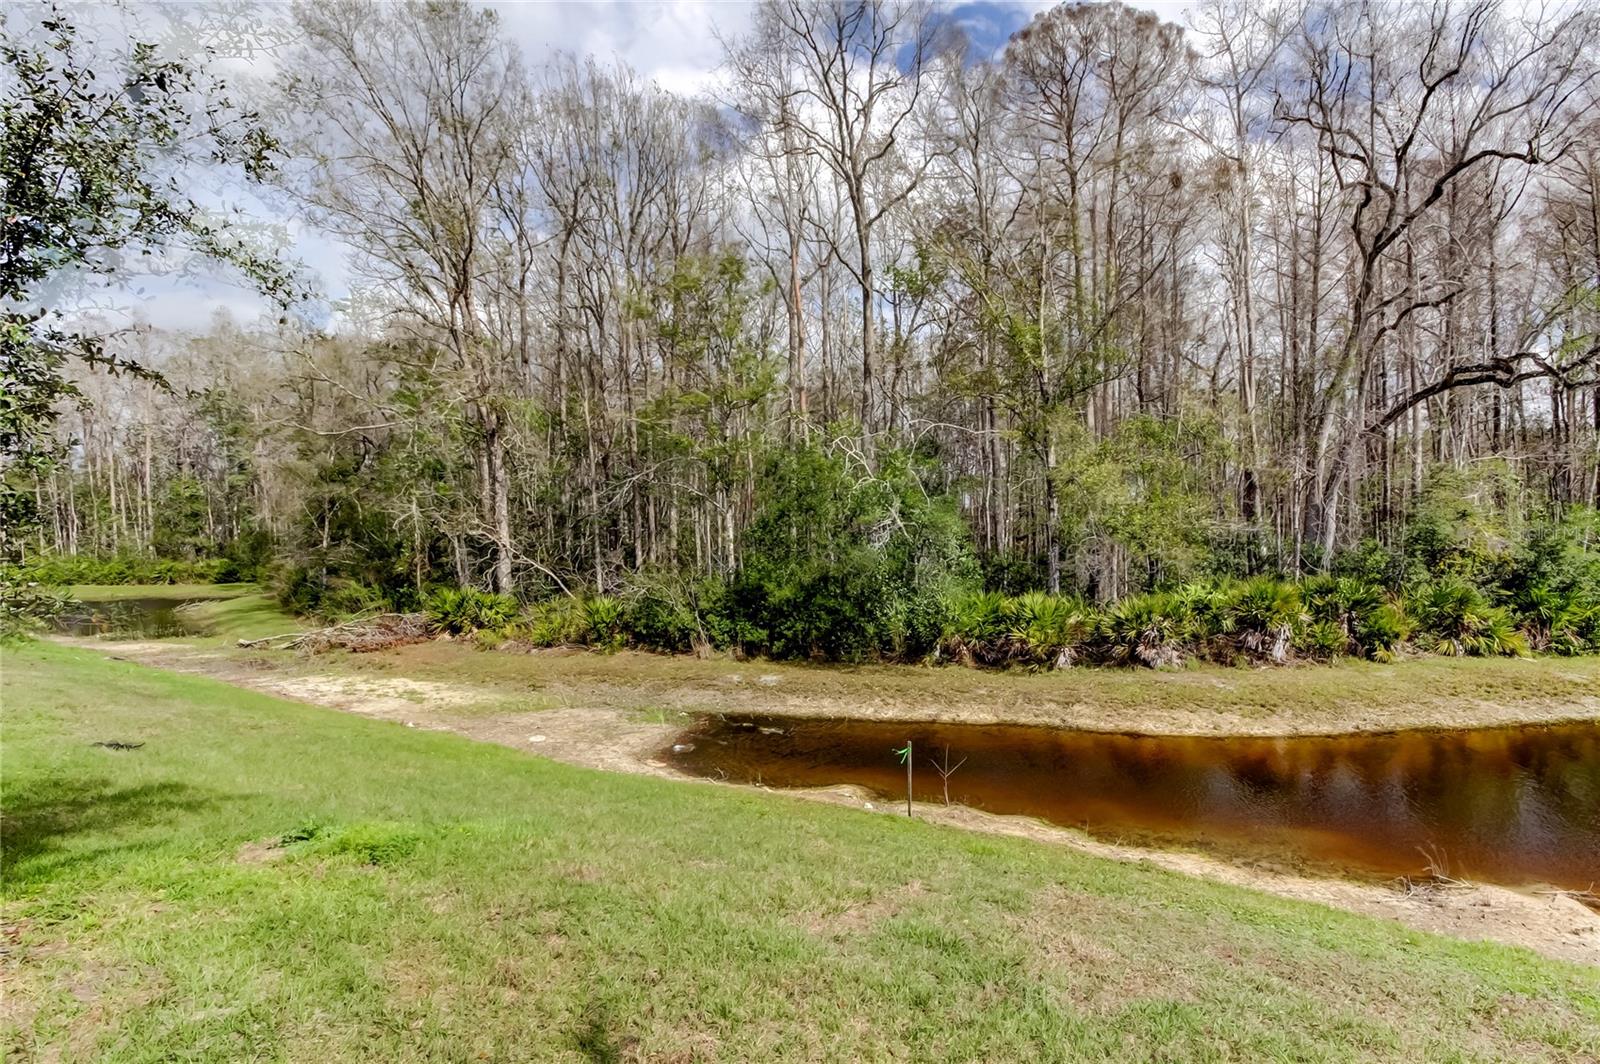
left=1534, top=885, right=1599, bottom=909
left=238, top=612, right=431, bottom=653
left=235, top=630, right=304, bottom=649
left=1392, top=872, right=1471, bottom=899
left=1392, top=843, right=1472, bottom=897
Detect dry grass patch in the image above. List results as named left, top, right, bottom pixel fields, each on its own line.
left=799, top=878, right=928, bottom=939
left=248, top=638, right=1600, bottom=736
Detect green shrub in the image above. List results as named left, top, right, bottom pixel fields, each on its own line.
left=425, top=587, right=518, bottom=635
left=584, top=595, right=625, bottom=651
left=1295, top=619, right=1350, bottom=659
left=1515, top=585, right=1599, bottom=655
left=1170, top=581, right=1230, bottom=646
left=942, top=590, right=1088, bottom=669
left=978, top=551, right=1044, bottom=595
left=1096, top=591, right=1188, bottom=668
left=1555, top=602, right=1600, bottom=655
left=729, top=440, right=977, bottom=662
left=318, top=578, right=389, bottom=618
left=1400, top=465, right=1521, bottom=587
left=516, top=596, right=591, bottom=646
left=1003, top=591, right=1092, bottom=669
left=899, top=584, right=954, bottom=660
left=1408, top=580, right=1527, bottom=657
left=22, top=552, right=236, bottom=586
left=736, top=561, right=898, bottom=662
left=1222, top=576, right=1304, bottom=663
left=275, top=566, right=322, bottom=615
left=1302, top=576, right=1410, bottom=660
left=623, top=578, right=706, bottom=653
left=1353, top=603, right=1412, bottom=662
left=1330, top=539, right=1408, bottom=589
left=939, top=591, right=1011, bottom=666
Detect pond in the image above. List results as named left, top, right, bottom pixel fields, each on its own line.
left=664, top=715, right=1600, bottom=891
left=54, top=595, right=226, bottom=639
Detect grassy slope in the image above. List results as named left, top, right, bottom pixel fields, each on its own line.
left=3, top=643, right=1597, bottom=1062
left=176, top=593, right=307, bottom=642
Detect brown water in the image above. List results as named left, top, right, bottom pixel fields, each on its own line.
left=54, top=596, right=222, bottom=638
left=665, top=716, right=1600, bottom=891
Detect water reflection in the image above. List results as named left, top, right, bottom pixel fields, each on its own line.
left=666, top=716, right=1600, bottom=890
left=54, top=596, right=216, bottom=638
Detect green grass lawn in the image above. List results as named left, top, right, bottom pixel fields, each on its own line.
left=175, top=593, right=306, bottom=642
left=4, top=643, right=1597, bottom=1062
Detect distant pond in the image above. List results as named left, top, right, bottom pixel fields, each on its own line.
left=665, top=715, right=1600, bottom=892
left=54, top=595, right=228, bottom=639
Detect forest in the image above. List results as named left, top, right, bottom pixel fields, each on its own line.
left=7, top=0, right=1600, bottom=664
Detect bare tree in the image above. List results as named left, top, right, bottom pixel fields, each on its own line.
left=1275, top=0, right=1600, bottom=564
left=279, top=0, right=527, bottom=591
left=929, top=745, right=967, bottom=805
left=731, top=0, right=941, bottom=439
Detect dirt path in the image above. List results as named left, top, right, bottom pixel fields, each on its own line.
left=63, top=636, right=1600, bottom=967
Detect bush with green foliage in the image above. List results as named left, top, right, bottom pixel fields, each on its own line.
left=1220, top=576, right=1305, bottom=663
left=277, top=567, right=401, bottom=621
left=939, top=591, right=1011, bottom=666
left=1295, top=619, right=1351, bottom=659
left=727, top=442, right=976, bottom=661
left=938, top=591, right=1089, bottom=669
left=424, top=587, right=519, bottom=635
left=318, top=579, right=390, bottom=618
left=1003, top=591, right=1093, bottom=668
left=621, top=574, right=715, bottom=653
left=1355, top=603, right=1415, bottom=660
left=1054, top=415, right=1232, bottom=590
left=1401, top=465, right=1523, bottom=585
left=514, top=596, right=592, bottom=646
left=275, top=566, right=327, bottom=616
left=1491, top=510, right=1600, bottom=654
left=1506, top=584, right=1598, bottom=655
left=1407, top=579, right=1528, bottom=658
left=584, top=595, right=626, bottom=651
left=1097, top=591, right=1190, bottom=668
left=1330, top=539, right=1409, bottom=590
left=1299, top=576, right=1411, bottom=661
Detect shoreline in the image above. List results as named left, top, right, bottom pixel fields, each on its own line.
left=47, top=634, right=1600, bottom=965
left=53, top=629, right=1600, bottom=738
left=636, top=691, right=1600, bottom=740
left=45, top=585, right=1600, bottom=739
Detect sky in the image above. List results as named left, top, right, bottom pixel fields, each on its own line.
left=48, top=0, right=1195, bottom=335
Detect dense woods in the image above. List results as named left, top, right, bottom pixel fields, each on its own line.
left=8, top=0, right=1600, bottom=660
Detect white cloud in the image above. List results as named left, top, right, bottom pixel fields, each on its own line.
left=489, top=0, right=752, bottom=95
